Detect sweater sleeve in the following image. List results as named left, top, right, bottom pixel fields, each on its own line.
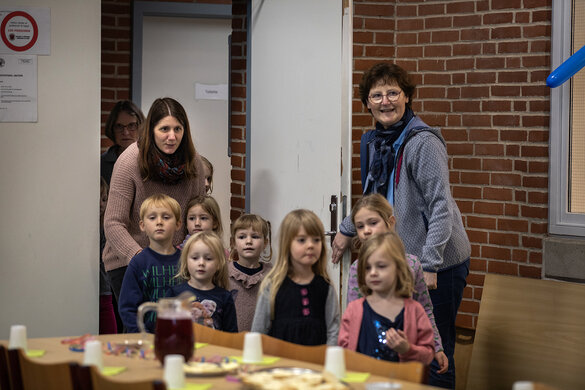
left=325, top=284, right=341, bottom=346
left=405, top=133, right=454, bottom=272
left=103, top=146, right=143, bottom=266
left=408, top=254, right=443, bottom=353
left=250, top=285, right=272, bottom=334
left=399, top=300, right=435, bottom=365
left=222, top=293, right=239, bottom=333
left=118, top=260, right=144, bottom=333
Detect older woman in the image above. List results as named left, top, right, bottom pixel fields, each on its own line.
left=103, top=97, right=206, bottom=305
left=101, top=100, right=144, bottom=185
left=332, top=63, right=470, bottom=389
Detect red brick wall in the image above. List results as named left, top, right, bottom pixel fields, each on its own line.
left=353, top=0, right=551, bottom=328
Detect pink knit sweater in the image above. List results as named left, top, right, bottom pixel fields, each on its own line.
left=103, top=142, right=205, bottom=271
left=338, top=297, right=434, bottom=365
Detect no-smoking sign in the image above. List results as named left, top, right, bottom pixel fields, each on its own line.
left=0, top=8, right=50, bottom=55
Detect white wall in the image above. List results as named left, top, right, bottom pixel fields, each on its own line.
left=0, top=0, right=100, bottom=337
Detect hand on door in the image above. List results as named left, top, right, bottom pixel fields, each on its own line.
left=331, top=232, right=351, bottom=264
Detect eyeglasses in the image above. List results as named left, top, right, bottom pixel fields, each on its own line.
left=368, top=90, right=402, bottom=104
left=114, top=122, right=138, bottom=133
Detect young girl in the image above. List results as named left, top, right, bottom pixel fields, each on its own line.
left=170, top=231, right=238, bottom=332
left=200, top=155, right=214, bottom=194
left=338, top=232, right=434, bottom=365
left=347, top=194, right=448, bottom=372
left=251, top=209, right=340, bottom=346
left=178, top=195, right=224, bottom=250
left=228, top=214, right=273, bottom=331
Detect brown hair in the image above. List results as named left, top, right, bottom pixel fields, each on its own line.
left=138, top=97, right=199, bottom=181
left=357, top=232, right=413, bottom=298
left=359, top=63, right=416, bottom=109
left=229, top=214, right=273, bottom=262
left=104, top=100, right=144, bottom=143
left=185, top=195, right=223, bottom=238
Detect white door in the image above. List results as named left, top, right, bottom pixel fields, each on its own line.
left=249, top=0, right=351, bottom=303
left=141, top=16, right=232, bottom=244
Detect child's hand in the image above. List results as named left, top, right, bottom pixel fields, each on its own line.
left=385, top=328, right=410, bottom=355
left=434, top=351, right=448, bottom=373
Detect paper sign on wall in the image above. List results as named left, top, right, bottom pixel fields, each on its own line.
left=0, top=8, right=50, bottom=55
left=0, top=54, right=37, bottom=122
left=195, top=83, right=228, bottom=101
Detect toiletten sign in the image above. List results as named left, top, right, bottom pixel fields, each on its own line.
left=0, top=8, right=50, bottom=55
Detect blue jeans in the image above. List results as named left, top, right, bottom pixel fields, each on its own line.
left=428, top=259, right=469, bottom=389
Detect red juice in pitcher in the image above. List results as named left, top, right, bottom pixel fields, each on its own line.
left=154, top=315, right=194, bottom=364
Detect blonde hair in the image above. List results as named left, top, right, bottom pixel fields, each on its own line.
left=259, top=209, right=330, bottom=318
left=139, top=193, right=181, bottom=222
left=229, top=214, right=273, bottom=261
left=185, top=195, right=223, bottom=238
left=350, top=193, right=394, bottom=250
left=357, top=232, right=413, bottom=298
left=176, top=231, right=229, bottom=289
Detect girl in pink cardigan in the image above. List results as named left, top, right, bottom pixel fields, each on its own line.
left=338, top=232, right=434, bottom=365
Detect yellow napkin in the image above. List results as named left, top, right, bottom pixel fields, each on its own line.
left=170, top=384, right=212, bottom=390
left=229, top=355, right=280, bottom=365
left=26, top=350, right=46, bottom=357
left=195, top=342, right=208, bottom=349
left=102, top=366, right=127, bottom=376
left=342, top=371, right=370, bottom=383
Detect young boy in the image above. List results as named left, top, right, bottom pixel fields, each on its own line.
left=119, top=193, right=183, bottom=333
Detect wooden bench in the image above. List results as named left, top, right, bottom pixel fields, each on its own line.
left=466, top=274, right=585, bottom=390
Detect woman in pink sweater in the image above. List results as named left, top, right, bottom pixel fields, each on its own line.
left=338, top=232, right=434, bottom=365
left=103, top=97, right=206, bottom=305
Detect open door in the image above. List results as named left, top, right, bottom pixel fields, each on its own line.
left=249, top=0, right=352, bottom=306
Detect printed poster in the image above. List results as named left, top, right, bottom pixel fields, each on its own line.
left=0, top=54, right=37, bottom=122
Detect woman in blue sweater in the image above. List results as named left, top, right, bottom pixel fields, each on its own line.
left=331, top=63, right=470, bottom=389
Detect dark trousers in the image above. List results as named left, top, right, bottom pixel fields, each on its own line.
left=106, top=266, right=128, bottom=333
left=428, top=259, right=469, bottom=389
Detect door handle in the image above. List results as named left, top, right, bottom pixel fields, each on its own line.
left=326, top=195, right=338, bottom=245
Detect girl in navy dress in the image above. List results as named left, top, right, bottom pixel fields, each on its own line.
left=251, top=209, right=339, bottom=345
left=339, top=232, right=434, bottom=365
left=170, top=231, right=237, bottom=332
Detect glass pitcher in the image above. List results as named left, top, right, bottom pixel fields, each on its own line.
left=137, top=292, right=194, bottom=364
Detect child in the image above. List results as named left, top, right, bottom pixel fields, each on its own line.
left=178, top=195, right=223, bottom=250
left=228, top=214, right=273, bottom=331
left=170, top=231, right=238, bottom=332
left=347, top=194, right=448, bottom=372
left=251, top=209, right=340, bottom=346
left=201, top=155, right=214, bottom=194
left=99, top=177, right=117, bottom=334
left=338, top=232, right=434, bottom=365
left=118, top=194, right=183, bottom=333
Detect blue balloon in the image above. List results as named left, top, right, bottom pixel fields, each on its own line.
left=547, top=45, right=585, bottom=88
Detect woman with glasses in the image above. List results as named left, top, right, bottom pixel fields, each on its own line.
left=102, top=97, right=206, bottom=322
left=331, top=63, right=470, bottom=389
left=101, top=100, right=145, bottom=185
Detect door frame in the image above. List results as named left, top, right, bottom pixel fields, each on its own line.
left=132, top=1, right=232, bottom=104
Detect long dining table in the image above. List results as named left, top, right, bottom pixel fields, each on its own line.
left=2, top=333, right=441, bottom=389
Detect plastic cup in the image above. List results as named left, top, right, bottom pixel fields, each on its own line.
left=163, top=354, right=185, bottom=389
left=512, top=382, right=535, bottom=390
left=83, top=340, right=104, bottom=371
left=324, top=346, right=346, bottom=379
left=242, top=332, right=263, bottom=363
left=8, top=325, right=27, bottom=350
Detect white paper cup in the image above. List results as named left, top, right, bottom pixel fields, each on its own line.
left=324, top=346, right=346, bottom=379
left=8, top=325, right=27, bottom=351
left=83, top=340, right=103, bottom=371
left=163, top=354, right=185, bottom=389
left=242, top=332, right=263, bottom=363
left=512, top=382, right=535, bottom=390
